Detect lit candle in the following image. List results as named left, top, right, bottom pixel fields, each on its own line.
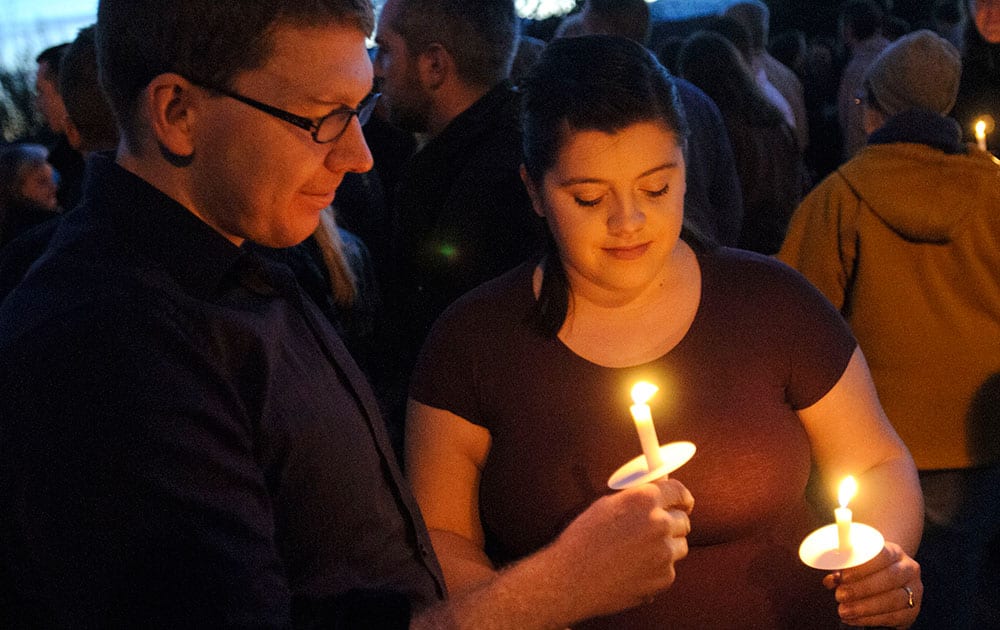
left=630, top=381, right=664, bottom=472
left=835, top=476, right=858, bottom=552
left=975, top=119, right=988, bottom=152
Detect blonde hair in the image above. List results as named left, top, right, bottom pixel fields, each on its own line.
left=313, top=208, right=357, bottom=308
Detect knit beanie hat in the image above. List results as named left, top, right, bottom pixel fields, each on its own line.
left=864, top=29, right=962, bottom=117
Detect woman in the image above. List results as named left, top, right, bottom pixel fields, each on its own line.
left=406, top=35, right=923, bottom=629
left=677, top=30, right=805, bottom=255
left=0, top=143, right=60, bottom=248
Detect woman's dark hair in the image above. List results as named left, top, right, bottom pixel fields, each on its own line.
left=518, top=34, right=696, bottom=337
left=677, top=30, right=786, bottom=127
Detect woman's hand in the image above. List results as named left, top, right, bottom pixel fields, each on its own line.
left=824, top=542, right=922, bottom=628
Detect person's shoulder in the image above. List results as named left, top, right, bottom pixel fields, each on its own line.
left=448, top=262, right=532, bottom=312
left=1, top=256, right=157, bottom=348
left=0, top=223, right=194, bottom=357
left=431, top=262, right=533, bottom=333
left=703, top=247, right=816, bottom=295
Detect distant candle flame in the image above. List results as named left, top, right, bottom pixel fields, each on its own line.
left=838, top=476, right=858, bottom=508
left=631, top=381, right=658, bottom=405
left=976, top=119, right=987, bottom=137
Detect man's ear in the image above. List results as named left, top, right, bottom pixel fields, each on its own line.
left=416, top=42, right=452, bottom=91
left=64, top=115, right=83, bottom=153
left=520, top=164, right=545, bottom=219
left=143, top=73, right=200, bottom=160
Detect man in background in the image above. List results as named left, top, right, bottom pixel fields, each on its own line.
left=374, top=0, right=542, bottom=415
left=34, top=43, right=85, bottom=209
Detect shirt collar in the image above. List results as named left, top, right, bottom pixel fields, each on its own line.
left=81, top=153, right=256, bottom=299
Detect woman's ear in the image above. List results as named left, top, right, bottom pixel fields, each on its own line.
left=520, top=164, right=545, bottom=218
left=143, top=73, right=200, bottom=161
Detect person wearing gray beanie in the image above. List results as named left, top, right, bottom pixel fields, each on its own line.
left=780, top=23, right=1000, bottom=630
left=863, top=29, right=962, bottom=119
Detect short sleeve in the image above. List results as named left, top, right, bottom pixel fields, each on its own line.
left=408, top=267, right=537, bottom=427
left=767, top=256, right=858, bottom=409
left=409, top=296, right=487, bottom=425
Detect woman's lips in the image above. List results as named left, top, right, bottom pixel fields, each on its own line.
left=604, top=242, right=650, bottom=260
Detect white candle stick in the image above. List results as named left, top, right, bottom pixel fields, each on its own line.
left=975, top=119, right=988, bottom=152
left=630, top=381, right=664, bottom=472
left=835, top=476, right=858, bottom=552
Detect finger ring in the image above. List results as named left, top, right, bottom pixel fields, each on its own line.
left=903, top=585, right=915, bottom=608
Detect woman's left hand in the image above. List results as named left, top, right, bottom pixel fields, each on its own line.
left=823, top=542, right=921, bottom=628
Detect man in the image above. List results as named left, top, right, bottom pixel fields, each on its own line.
left=58, top=25, right=119, bottom=156
left=779, top=29, right=1000, bottom=630
left=374, top=0, right=543, bottom=384
left=0, top=1, right=692, bottom=627
left=34, top=43, right=85, bottom=209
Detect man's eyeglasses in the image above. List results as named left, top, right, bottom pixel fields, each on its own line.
left=191, top=78, right=379, bottom=144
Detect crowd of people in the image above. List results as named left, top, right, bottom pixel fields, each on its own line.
left=0, top=0, right=996, bottom=628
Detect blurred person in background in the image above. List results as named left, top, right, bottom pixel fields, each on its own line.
left=34, top=43, right=85, bottom=210
left=0, top=143, right=59, bottom=248
left=951, top=0, right=1000, bottom=154
left=838, top=0, right=890, bottom=160
left=724, top=0, right=809, bottom=152
left=678, top=30, right=805, bottom=254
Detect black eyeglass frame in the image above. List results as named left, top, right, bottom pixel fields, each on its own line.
left=191, top=79, right=379, bottom=144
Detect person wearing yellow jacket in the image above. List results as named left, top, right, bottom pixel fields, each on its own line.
left=779, top=30, right=1000, bottom=630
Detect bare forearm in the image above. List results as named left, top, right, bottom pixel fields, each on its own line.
left=855, top=454, right=923, bottom=556
left=412, top=542, right=580, bottom=630
left=428, top=529, right=498, bottom=595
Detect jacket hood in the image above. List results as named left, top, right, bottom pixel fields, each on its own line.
left=837, top=142, right=999, bottom=243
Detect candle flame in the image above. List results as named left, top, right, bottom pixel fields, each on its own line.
left=838, top=476, right=858, bottom=508
left=976, top=119, right=987, bottom=137
left=631, top=381, right=658, bottom=405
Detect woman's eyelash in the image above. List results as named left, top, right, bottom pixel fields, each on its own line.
left=573, top=184, right=668, bottom=206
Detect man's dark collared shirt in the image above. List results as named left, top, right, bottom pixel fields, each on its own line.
left=0, top=154, right=444, bottom=627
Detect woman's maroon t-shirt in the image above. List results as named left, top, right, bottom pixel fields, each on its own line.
left=411, top=247, right=856, bottom=629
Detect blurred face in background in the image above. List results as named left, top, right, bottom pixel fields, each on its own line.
left=972, top=0, right=1000, bottom=43
left=19, top=162, right=59, bottom=210
left=373, top=0, right=434, bottom=133
left=35, top=61, right=69, bottom=134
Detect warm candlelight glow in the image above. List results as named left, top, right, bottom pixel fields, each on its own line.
left=835, top=476, right=857, bottom=552
left=838, top=475, right=858, bottom=508
left=631, top=381, right=658, bottom=405
left=975, top=119, right=988, bottom=152
left=629, top=381, right=663, bottom=471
